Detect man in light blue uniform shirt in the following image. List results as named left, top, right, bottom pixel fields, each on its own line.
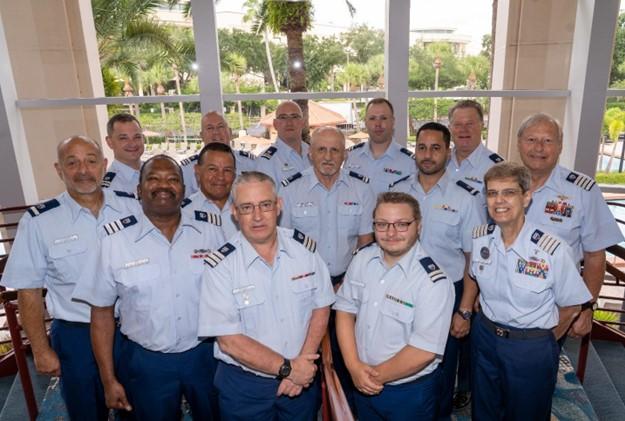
left=1, top=136, right=141, bottom=420
left=256, top=101, right=311, bottom=183
left=518, top=113, right=624, bottom=339
left=74, top=155, right=225, bottom=420
left=183, top=142, right=239, bottom=239
left=198, top=171, right=334, bottom=421
left=335, top=192, right=454, bottom=420
left=458, top=162, right=591, bottom=420
left=344, top=98, right=416, bottom=195
left=181, top=111, right=256, bottom=196
left=446, top=100, right=504, bottom=203
left=101, top=113, right=145, bottom=193
left=389, top=122, right=485, bottom=419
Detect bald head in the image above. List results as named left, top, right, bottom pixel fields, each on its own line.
left=200, top=111, right=232, bottom=145
left=310, top=126, right=346, bottom=149
left=57, top=135, right=103, bottom=162
left=54, top=135, right=106, bottom=197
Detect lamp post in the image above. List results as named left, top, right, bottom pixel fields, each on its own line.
left=433, top=56, right=442, bottom=120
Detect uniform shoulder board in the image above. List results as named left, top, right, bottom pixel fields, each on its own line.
left=101, top=171, right=116, bottom=188
left=261, top=146, right=277, bottom=160
left=388, top=174, right=410, bottom=188
left=348, top=142, right=365, bottom=152
left=456, top=180, right=479, bottom=196
left=204, top=242, right=236, bottom=268
left=472, top=223, right=496, bottom=239
left=400, top=147, right=415, bottom=159
left=292, top=229, right=317, bottom=253
left=103, top=215, right=138, bottom=236
left=489, top=153, right=504, bottom=164
left=348, top=171, right=370, bottom=184
left=238, top=150, right=255, bottom=160
left=352, top=241, right=375, bottom=256
left=180, top=154, right=199, bottom=167
left=419, top=257, right=446, bottom=283
left=530, top=229, right=561, bottom=256
left=181, top=197, right=192, bottom=208
left=27, top=199, right=61, bottom=217
left=194, top=210, right=222, bottom=226
left=281, top=172, right=303, bottom=187
left=565, top=171, right=596, bottom=191
left=113, top=190, right=136, bottom=199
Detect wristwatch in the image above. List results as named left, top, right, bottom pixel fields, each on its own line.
left=457, top=309, right=472, bottom=321
left=276, top=358, right=291, bottom=380
left=580, top=300, right=598, bottom=312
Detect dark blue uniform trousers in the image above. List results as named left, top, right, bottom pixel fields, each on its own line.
left=214, top=361, right=320, bottom=421
left=437, top=279, right=470, bottom=419
left=471, top=313, right=559, bottom=421
left=119, top=339, right=218, bottom=421
left=353, top=368, right=440, bottom=421
left=50, top=319, right=122, bottom=421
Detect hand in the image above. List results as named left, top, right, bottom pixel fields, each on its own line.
left=450, top=313, right=470, bottom=338
left=349, top=361, right=383, bottom=395
left=103, top=379, right=132, bottom=411
left=288, top=354, right=319, bottom=386
left=276, top=378, right=303, bottom=397
left=33, top=347, right=61, bottom=376
left=569, top=309, right=592, bottom=338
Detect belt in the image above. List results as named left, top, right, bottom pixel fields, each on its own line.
left=479, top=314, right=552, bottom=340
left=330, top=272, right=346, bottom=286
left=56, top=318, right=121, bottom=328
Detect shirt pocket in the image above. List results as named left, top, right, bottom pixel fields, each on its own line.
left=338, top=204, right=363, bottom=235
left=117, top=263, right=159, bottom=328
left=292, top=206, right=319, bottom=234
left=233, top=284, right=266, bottom=331
left=429, top=208, right=461, bottom=248
left=380, top=299, right=414, bottom=349
left=49, top=239, right=88, bottom=282
left=348, top=280, right=369, bottom=305
left=510, top=273, right=551, bottom=309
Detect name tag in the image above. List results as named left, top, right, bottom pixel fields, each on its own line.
left=232, top=285, right=256, bottom=295
left=124, top=258, right=149, bottom=269
left=53, top=234, right=78, bottom=245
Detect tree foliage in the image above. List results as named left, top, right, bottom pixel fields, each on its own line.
left=341, top=25, right=384, bottom=64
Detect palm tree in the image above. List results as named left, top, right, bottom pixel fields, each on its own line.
left=223, top=53, right=248, bottom=131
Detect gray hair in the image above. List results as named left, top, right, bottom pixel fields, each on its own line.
left=310, top=126, right=345, bottom=147
left=232, top=171, right=277, bottom=203
left=484, top=162, right=531, bottom=193
left=517, top=113, right=562, bottom=141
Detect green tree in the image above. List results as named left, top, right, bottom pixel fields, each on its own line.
left=610, top=13, right=625, bottom=86
left=303, top=35, right=345, bottom=91
left=341, top=25, right=385, bottom=64
left=223, top=53, right=248, bottom=130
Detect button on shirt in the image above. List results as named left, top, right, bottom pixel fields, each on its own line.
left=102, top=159, right=141, bottom=194
left=198, top=228, right=335, bottom=377
left=525, top=165, right=624, bottom=262
left=333, top=242, right=454, bottom=385
left=279, top=168, right=375, bottom=276
left=344, top=141, right=416, bottom=195
left=256, top=138, right=311, bottom=184
left=73, top=212, right=226, bottom=353
left=183, top=191, right=238, bottom=240
left=181, top=150, right=256, bottom=197
left=1, top=190, right=142, bottom=323
left=470, top=222, right=592, bottom=329
left=447, top=143, right=502, bottom=200
left=390, top=171, right=485, bottom=281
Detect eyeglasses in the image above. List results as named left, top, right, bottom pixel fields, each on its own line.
left=485, top=188, right=523, bottom=199
left=373, top=219, right=416, bottom=232
left=236, top=200, right=277, bottom=215
left=275, top=114, right=302, bottom=121
left=520, top=137, right=559, bottom=146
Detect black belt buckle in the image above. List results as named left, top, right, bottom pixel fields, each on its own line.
left=495, top=326, right=509, bottom=338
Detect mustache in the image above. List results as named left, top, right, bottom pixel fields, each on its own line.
left=151, top=188, right=176, bottom=198
left=73, top=175, right=97, bottom=182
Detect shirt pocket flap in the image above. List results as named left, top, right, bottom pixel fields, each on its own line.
left=292, top=206, right=319, bottom=218
left=430, top=208, right=460, bottom=226
left=233, top=284, right=265, bottom=308
left=49, top=239, right=87, bottom=259
left=338, top=204, right=363, bottom=216
left=290, top=278, right=316, bottom=294
left=119, top=263, right=159, bottom=286
left=511, top=274, right=550, bottom=294
left=381, top=299, right=414, bottom=324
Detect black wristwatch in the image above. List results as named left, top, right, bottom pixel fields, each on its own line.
left=457, top=309, right=473, bottom=321
left=276, top=358, right=291, bottom=380
left=581, top=300, right=598, bottom=312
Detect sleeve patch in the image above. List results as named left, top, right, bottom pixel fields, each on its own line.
left=348, top=171, right=370, bottom=184
left=27, top=199, right=61, bottom=217
left=456, top=180, right=479, bottom=196
left=103, top=215, right=138, bottom=236
left=281, top=172, right=303, bottom=187
left=292, top=229, right=317, bottom=253
left=113, top=190, right=136, bottom=199
left=204, top=242, right=236, bottom=268
left=400, top=147, right=415, bottom=159
left=352, top=241, right=375, bottom=256
left=101, top=171, right=116, bottom=188
left=261, top=146, right=277, bottom=160
left=181, top=197, right=192, bottom=208
left=238, top=150, right=256, bottom=160
left=530, top=229, right=561, bottom=255
left=489, top=153, right=504, bottom=164
left=388, top=174, right=410, bottom=188
left=195, top=210, right=222, bottom=226
left=472, top=223, right=495, bottom=238
left=565, top=171, right=595, bottom=191
left=419, top=257, right=447, bottom=283
left=348, top=142, right=365, bottom=152
left=180, top=154, right=199, bottom=166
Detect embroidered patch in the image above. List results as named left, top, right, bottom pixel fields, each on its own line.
left=28, top=199, right=61, bottom=217
left=204, top=243, right=236, bottom=267
left=293, top=229, right=317, bottom=253
left=419, top=257, right=446, bottom=283
left=191, top=249, right=213, bottom=259
left=124, top=257, right=149, bottom=269
left=103, top=215, right=138, bottom=235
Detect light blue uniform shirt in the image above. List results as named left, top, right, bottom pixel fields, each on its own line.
left=344, top=140, right=416, bottom=195
left=470, top=222, right=592, bottom=329
left=333, top=242, right=454, bottom=385
left=73, top=212, right=225, bottom=353
left=180, top=150, right=257, bottom=197
left=279, top=168, right=375, bottom=276
left=198, top=227, right=335, bottom=377
left=182, top=191, right=238, bottom=240
left=102, top=159, right=141, bottom=194
left=255, top=138, right=311, bottom=184
left=390, top=171, right=485, bottom=281
left=1, top=190, right=142, bottom=323
left=447, top=143, right=503, bottom=201
left=525, top=165, right=624, bottom=262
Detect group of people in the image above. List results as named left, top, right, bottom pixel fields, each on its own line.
left=1, top=97, right=622, bottom=421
